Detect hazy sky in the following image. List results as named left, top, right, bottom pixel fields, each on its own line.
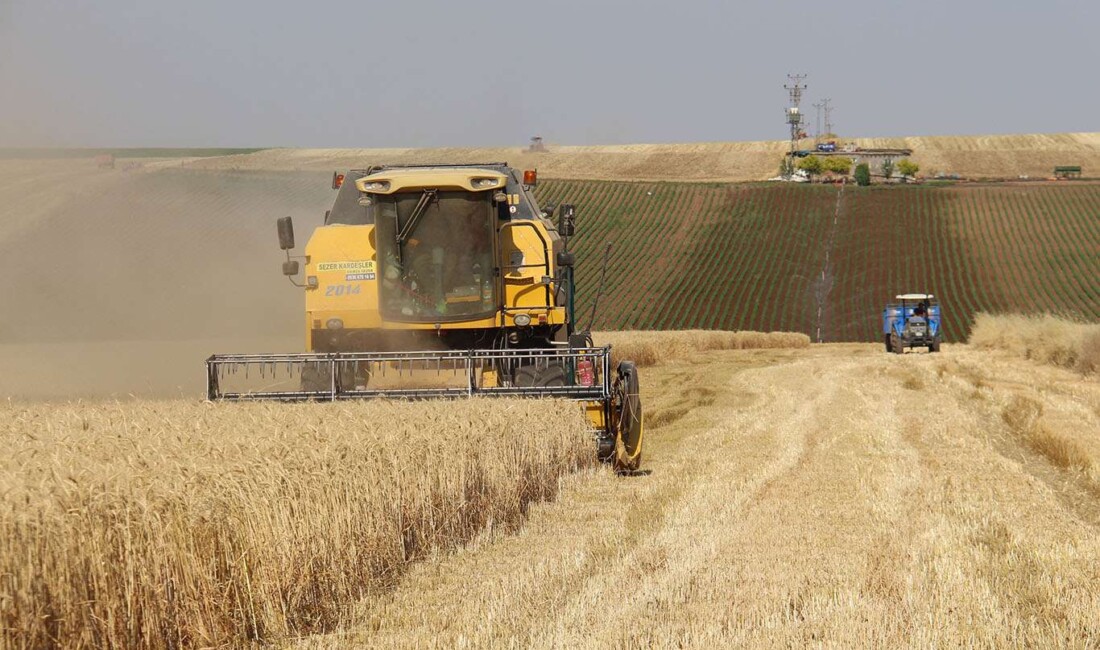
left=1, top=0, right=1096, bottom=148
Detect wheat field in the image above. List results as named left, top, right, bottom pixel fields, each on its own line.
left=3, top=327, right=1100, bottom=648
left=970, top=312, right=1100, bottom=375
left=0, top=399, right=592, bottom=648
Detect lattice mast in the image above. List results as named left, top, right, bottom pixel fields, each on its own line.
left=784, top=74, right=808, bottom=156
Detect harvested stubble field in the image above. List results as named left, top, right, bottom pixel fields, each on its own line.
left=0, top=399, right=591, bottom=648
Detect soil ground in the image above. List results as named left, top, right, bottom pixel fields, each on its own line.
left=292, top=344, right=1100, bottom=648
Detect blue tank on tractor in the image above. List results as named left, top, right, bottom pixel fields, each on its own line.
left=883, top=293, right=942, bottom=354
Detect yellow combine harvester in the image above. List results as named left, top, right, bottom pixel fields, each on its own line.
left=206, top=163, right=642, bottom=470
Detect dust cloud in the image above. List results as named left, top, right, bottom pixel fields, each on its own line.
left=0, top=161, right=334, bottom=399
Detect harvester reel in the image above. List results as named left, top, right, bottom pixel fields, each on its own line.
left=612, top=360, right=643, bottom=472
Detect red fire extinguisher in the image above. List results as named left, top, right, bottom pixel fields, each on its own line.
left=577, top=358, right=595, bottom=387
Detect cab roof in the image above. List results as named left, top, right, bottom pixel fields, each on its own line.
left=354, top=164, right=510, bottom=195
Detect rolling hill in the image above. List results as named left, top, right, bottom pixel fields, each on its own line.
left=188, top=132, right=1100, bottom=182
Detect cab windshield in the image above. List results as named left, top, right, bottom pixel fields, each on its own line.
left=374, top=190, right=496, bottom=321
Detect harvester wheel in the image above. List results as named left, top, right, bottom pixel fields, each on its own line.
left=300, top=363, right=330, bottom=393
left=613, top=361, right=643, bottom=473
left=512, top=363, right=566, bottom=388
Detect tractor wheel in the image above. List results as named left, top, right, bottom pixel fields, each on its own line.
left=512, top=363, right=567, bottom=388
left=891, top=335, right=905, bottom=355
left=884, top=334, right=892, bottom=353
left=930, top=337, right=942, bottom=353
left=613, top=361, right=643, bottom=473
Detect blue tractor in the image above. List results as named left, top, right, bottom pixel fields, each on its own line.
left=883, top=293, right=942, bottom=354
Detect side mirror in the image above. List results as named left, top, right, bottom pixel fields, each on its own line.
left=282, top=260, right=300, bottom=276
left=559, top=204, right=575, bottom=237
left=277, top=216, right=295, bottom=250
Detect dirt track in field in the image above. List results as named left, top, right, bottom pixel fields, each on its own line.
left=295, top=344, right=1100, bottom=648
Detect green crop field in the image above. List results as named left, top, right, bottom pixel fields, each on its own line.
left=537, top=181, right=1100, bottom=342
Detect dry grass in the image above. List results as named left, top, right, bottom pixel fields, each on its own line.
left=596, top=330, right=811, bottom=368
left=187, top=132, right=1100, bottom=182
left=0, top=399, right=593, bottom=648
left=1001, top=394, right=1096, bottom=477
left=970, top=313, right=1100, bottom=375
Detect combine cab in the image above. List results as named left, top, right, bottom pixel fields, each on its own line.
left=207, top=163, right=643, bottom=471
left=883, top=293, right=942, bottom=354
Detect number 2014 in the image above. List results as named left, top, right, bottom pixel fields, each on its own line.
left=325, top=284, right=362, bottom=297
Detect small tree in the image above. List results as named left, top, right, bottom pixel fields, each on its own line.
left=881, top=158, right=895, bottom=179
left=897, top=159, right=920, bottom=180
left=824, top=156, right=853, bottom=175
left=778, top=156, right=794, bottom=178
left=796, top=155, right=824, bottom=180
left=854, top=163, right=871, bottom=186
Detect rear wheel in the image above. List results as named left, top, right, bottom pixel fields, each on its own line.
left=884, top=334, right=892, bottom=353
left=613, top=361, right=643, bottom=472
left=930, top=337, right=942, bottom=353
left=891, top=334, right=904, bottom=355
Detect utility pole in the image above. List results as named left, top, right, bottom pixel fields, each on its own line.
left=784, top=74, right=808, bottom=160
left=812, top=102, right=824, bottom=139
left=822, top=98, right=834, bottom=137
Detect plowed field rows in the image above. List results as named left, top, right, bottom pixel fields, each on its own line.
left=538, top=180, right=1100, bottom=342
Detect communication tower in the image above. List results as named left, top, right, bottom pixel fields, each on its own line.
left=784, top=74, right=808, bottom=156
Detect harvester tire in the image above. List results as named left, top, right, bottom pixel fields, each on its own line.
left=301, top=363, right=330, bottom=393
left=512, top=363, right=567, bottom=388
left=299, top=362, right=368, bottom=394
left=613, top=361, right=643, bottom=473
